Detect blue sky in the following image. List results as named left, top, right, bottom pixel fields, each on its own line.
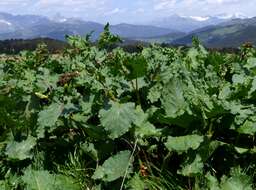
left=0, top=0, right=255, bottom=24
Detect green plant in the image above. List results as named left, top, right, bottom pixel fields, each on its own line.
left=0, top=24, right=255, bottom=189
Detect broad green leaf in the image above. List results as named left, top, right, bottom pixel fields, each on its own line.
left=238, top=120, right=256, bottom=135
left=0, top=181, right=6, bottom=190
left=5, top=136, right=36, bottom=161
left=161, top=79, right=188, bottom=118
left=220, top=176, right=252, bottom=190
left=179, top=155, right=204, bottom=176
left=92, top=150, right=131, bottom=182
left=165, top=135, right=204, bottom=153
left=37, top=102, right=64, bottom=137
left=99, top=102, right=136, bottom=139
left=125, top=55, right=147, bottom=80
left=187, top=48, right=201, bottom=69
left=205, top=173, right=221, bottom=190
left=134, top=107, right=161, bottom=138
left=244, top=57, right=256, bottom=70
left=147, top=85, right=161, bottom=103
left=234, top=147, right=249, bottom=154
left=22, top=169, right=80, bottom=190
left=198, top=140, right=220, bottom=162
left=248, top=78, right=256, bottom=96
left=81, top=142, right=99, bottom=161
left=54, top=175, right=80, bottom=190
left=127, top=173, right=145, bottom=190
left=22, top=169, right=56, bottom=190
left=220, top=168, right=253, bottom=190
left=232, top=74, right=245, bottom=85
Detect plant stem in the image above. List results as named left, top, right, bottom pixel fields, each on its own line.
left=120, top=138, right=138, bottom=190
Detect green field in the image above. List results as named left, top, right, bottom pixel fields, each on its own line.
left=0, top=26, right=255, bottom=190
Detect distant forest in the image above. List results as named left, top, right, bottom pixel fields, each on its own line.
left=0, top=38, right=68, bottom=54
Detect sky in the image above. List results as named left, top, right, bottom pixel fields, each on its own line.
left=0, top=0, right=256, bottom=24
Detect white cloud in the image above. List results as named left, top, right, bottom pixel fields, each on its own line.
left=104, top=8, right=125, bottom=16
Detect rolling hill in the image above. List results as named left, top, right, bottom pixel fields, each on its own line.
left=172, top=17, right=256, bottom=47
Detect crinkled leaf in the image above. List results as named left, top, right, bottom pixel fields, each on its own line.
left=134, top=107, right=161, bottom=138
left=237, top=120, right=256, bottom=135
left=178, top=155, right=204, bottom=176
left=37, top=102, right=64, bottom=137
left=92, top=150, right=131, bottom=182
left=248, top=78, right=256, bottom=96
left=220, top=175, right=252, bottom=190
left=54, top=175, right=80, bottom=190
left=38, top=103, right=64, bottom=128
left=205, top=173, right=221, bottom=190
left=0, top=181, right=6, bottom=190
left=244, top=57, right=256, bottom=70
left=161, top=79, right=188, bottom=118
left=127, top=173, right=145, bottom=190
left=5, top=136, right=36, bottom=161
left=22, top=169, right=55, bottom=190
left=99, top=102, right=136, bottom=139
left=22, top=169, right=80, bottom=190
left=125, top=55, right=147, bottom=80
left=81, top=142, right=99, bottom=161
left=165, top=135, right=204, bottom=153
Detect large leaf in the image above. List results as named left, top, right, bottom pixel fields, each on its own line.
left=99, top=102, right=137, bottom=139
left=22, top=169, right=56, bottom=190
left=165, top=135, right=204, bottom=153
left=220, top=172, right=253, bottom=190
left=237, top=120, right=256, bottom=136
left=37, top=102, right=64, bottom=137
left=178, top=155, right=204, bottom=176
left=127, top=174, right=145, bottom=190
left=134, top=107, right=161, bottom=138
left=22, top=169, right=80, bottom=190
left=5, top=136, right=37, bottom=161
left=92, top=150, right=131, bottom=182
left=205, top=173, right=221, bottom=190
left=54, top=175, right=80, bottom=190
left=125, top=55, right=147, bottom=80
left=161, top=79, right=189, bottom=118
left=0, top=181, right=6, bottom=190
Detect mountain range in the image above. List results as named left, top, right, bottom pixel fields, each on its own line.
left=0, top=12, right=177, bottom=41
left=173, top=17, right=256, bottom=48
left=0, top=12, right=255, bottom=48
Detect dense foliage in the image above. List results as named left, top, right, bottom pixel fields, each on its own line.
left=0, top=26, right=255, bottom=190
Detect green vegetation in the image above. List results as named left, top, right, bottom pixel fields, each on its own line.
left=0, top=25, right=255, bottom=190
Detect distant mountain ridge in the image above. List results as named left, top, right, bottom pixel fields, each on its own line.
left=0, top=12, right=179, bottom=41
left=149, top=13, right=249, bottom=32
left=0, top=12, right=255, bottom=48
left=172, top=17, right=256, bottom=48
